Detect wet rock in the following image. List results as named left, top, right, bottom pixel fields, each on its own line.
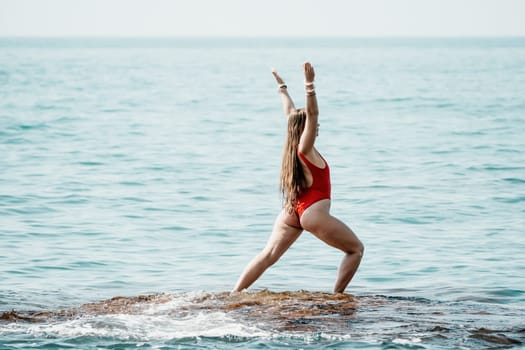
left=469, top=328, right=522, bottom=345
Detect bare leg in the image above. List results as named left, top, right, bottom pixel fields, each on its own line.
left=232, top=210, right=303, bottom=292
left=300, top=200, right=364, bottom=293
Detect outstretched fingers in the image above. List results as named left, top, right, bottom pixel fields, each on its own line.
left=271, top=68, right=285, bottom=85
left=303, top=62, right=315, bottom=83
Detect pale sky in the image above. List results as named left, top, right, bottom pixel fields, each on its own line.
left=0, top=0, right=524, bottom=37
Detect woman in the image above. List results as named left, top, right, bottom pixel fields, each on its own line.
left=233, top=62, right=364, bottom=294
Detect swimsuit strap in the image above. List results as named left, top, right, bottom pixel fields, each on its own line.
left=298, top=151, right=327, bottom=170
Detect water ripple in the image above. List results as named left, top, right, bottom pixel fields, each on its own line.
left=1, top=37, right=524, bottom=349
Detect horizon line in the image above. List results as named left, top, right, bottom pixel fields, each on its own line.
left=1, top=35, right=525, bottom=39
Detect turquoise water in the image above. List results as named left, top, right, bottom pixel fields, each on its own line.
left=1, top=37, right=524, bottom=349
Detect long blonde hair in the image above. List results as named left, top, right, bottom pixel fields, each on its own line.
left=280, top=109, right=307, bottom=214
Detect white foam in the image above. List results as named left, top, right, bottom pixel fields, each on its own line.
left=0, top=292, right=271, bottom=341
left=392, top=336, right=422, bottom=345
left=141, top=291, right=202, bottom=315
left=1, top=311, right=268, bottom=341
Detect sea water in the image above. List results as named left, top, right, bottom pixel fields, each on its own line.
left=0, top=37, right=524, bottom=349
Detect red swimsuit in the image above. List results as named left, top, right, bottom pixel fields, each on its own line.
left=295, top=151, right=331, bottom=218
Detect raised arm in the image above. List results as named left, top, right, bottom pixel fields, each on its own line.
left=298, top=62, right=319, bottom=154
left=272, top=68, right=296, bottom=117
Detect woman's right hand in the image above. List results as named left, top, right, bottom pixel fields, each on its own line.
left=271, top=68, right=285, bottom=85
left=303, top=62, right=315, bottom=83
left=273, top=68, right=295, bottom=115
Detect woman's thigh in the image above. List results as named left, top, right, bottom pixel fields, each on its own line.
left=300, top=202, right=362, bottom=253
left=262, top=209, right=303, bottom=258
